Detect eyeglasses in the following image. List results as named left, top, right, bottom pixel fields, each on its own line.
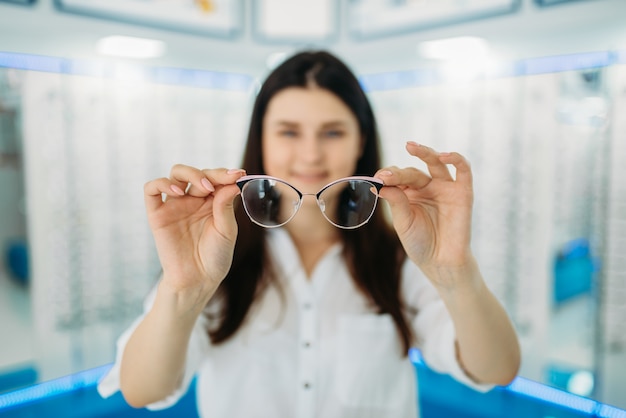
left=236, top=175, right=384, bottom=229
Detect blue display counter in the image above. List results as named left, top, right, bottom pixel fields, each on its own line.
left=1, top=350, right=624, bottom=418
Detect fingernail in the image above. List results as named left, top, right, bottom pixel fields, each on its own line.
left=439, top=152, right=451, bottom=156
left=379, top=170, right=393, bottom=176
left=201, top=178, right=215, bottom=192
left=406, top=141, right=420, bottom=146
left=227, top=168, right=246, bottom=175
left=170, top=185, right=185, bottom=196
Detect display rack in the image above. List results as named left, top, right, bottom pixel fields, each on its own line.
left=54, top=0, right=243, bottom=38
left=348, top=0, right=521, bottom=40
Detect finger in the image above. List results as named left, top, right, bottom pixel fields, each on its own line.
left=375, top=166, right=431, bottom=189
left=184, top=167, right=246, bottom=196
left=168, top=165, right=247, bottom=198
left=211, top=184, right=242, bottom=237
left=201, top=168, right=247, bottom=186
left=438, top=151, right=473, bottom=186
left=377, top=186, right=413, bottom=232
left=144, top=177, right=186, bottom=212
left=168, top=164, right=220, bottom=198
left=406, top=141, right=453, bottom=181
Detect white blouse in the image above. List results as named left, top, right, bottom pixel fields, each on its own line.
left=98, top=227, right=492, bottom=418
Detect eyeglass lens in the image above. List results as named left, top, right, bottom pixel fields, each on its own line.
left=320, top=180, right=379, bottom=228
left=239, top=179, right=301, bottom=227
left=239, top=178, right=379, bottom=229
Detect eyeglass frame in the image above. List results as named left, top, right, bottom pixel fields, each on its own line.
left=235, top=175, right=384, bottom=229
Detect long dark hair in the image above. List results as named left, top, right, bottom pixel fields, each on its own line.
left=207, top=50, right=414, bottom=355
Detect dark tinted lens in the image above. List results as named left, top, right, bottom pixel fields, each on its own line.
left=318, top=180, right=379, bottom=228
left=241, top=179, right=300, bottom=227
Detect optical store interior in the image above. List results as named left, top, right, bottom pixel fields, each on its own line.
left=1, top=0, right=626, bottom=417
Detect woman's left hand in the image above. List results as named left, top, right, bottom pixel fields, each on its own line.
left=375, top=141, right=475, bottom=284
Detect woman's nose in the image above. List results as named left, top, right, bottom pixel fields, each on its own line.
left=298, top=134, right=323, bottom=162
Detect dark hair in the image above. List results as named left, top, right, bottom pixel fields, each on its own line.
left=207, top=50, right=414, bottom=355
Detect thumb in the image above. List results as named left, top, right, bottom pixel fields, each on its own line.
left=211, top=184, right=241, bottom=240
left=379, top=186, right=413, bottom=232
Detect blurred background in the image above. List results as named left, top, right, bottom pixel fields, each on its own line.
left=0, top=0, right=625, bottom=413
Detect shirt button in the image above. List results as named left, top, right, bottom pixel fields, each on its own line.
left=303, top=382, right=312, bottom=389
left=303, top=303, right=312, bottom=310
left=303, top=341, right=311, bottom=348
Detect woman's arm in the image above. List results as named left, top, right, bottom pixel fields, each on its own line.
left=377, top=142, right=520, bottom=385
left=119, top=281, right=212, bottom=407
left=119, top=166, right=245, bottom=406
left=420, top=257, right=520, bottom=385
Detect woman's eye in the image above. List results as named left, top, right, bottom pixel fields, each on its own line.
left=279, top=130, right=298, bottom=138
left=323, top=130, right=345, bottom=138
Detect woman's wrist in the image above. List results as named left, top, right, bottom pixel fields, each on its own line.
left=155, top=278, right=216, bottom=320
left=419, top=254, right=484, bottom=295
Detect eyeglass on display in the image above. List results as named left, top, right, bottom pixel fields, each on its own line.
left=236, top=175, right=384, bottom=229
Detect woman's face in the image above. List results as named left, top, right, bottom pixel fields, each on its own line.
left=261, top=86, right=362, bottom=197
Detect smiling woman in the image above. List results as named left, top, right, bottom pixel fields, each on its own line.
left=94, top=50, right=521, bottom=418
left=261, top=87, right=363, bottom=195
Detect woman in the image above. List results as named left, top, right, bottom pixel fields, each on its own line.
left=98, top=50, right=521, bottom=417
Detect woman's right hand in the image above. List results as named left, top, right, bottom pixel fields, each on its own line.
left=143, top=165, right=246, bottom=296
